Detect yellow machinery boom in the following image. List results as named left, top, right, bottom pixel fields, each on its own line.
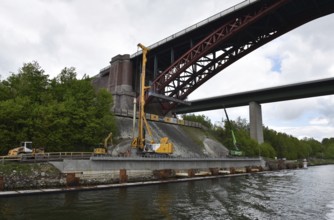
left=131, top=43, right=173, bottom=155
left=94, top=132, right=113, bottom=155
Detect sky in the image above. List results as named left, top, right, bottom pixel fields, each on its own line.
left=0, top=0, right=334, bottom=141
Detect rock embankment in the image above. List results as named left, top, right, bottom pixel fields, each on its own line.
left=0, top=163, right=64, bottom=190
left=112, top=116, right=229, bottom=157
left=0, top=163, right=162, bottom=191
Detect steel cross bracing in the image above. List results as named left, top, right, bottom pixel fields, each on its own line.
left=146, top=0, right=289, bottom=114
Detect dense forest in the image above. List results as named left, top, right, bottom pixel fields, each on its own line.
left=0, top=62, right=116, bottom=154
left=183, top=114, right=334, bottom=160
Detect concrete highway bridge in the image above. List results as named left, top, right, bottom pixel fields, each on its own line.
left=93, top=0, right=334, bottom=143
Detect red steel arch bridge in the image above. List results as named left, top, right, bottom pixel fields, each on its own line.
left=96, top=0, right=334, bottom=116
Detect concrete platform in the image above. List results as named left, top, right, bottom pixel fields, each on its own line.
left=50, top=157, right=265, bottom=172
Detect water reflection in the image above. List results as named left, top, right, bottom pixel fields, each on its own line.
left=1, top=166, right=334, bottom=219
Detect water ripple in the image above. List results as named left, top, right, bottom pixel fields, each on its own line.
left=1, top=166, right=334, bottom=219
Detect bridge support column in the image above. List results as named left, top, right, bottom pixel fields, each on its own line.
left=249, top=102, right=264, bottom=144
left=109, top=54, right=135, bottom=110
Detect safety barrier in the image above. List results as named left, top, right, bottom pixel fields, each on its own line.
left=0, top=152, right=93, bottom=164
left=112, top=108, right=207, bottom=129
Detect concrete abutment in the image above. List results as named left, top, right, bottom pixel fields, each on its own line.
left=93, top=54, right=135, bottom=110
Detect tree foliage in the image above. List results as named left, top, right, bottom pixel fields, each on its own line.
left=188, top=113, right=333, bottom=160
left=212, top=118, right=276, bottom=158
left=0, top=62, right=116, bottom=154
left=322, top=138, right=334, bottom=159
left=182, top=114, right=213, bottom=129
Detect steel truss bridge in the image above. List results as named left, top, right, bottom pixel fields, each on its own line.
left=121, top=0, right=334, bottom=115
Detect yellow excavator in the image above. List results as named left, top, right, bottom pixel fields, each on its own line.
left=94, top=132, right=113, bottom=155
left=131, top=43, right=173, bottom=156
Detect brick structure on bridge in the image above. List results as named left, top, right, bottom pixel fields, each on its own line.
left=92, top=54, right=135, bottom=110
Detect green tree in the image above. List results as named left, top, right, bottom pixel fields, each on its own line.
left=0, top=62, right=116, bottom=154
left=322, top=138, right=334, bottom=159
left=182, top=114, right=213, bottom=129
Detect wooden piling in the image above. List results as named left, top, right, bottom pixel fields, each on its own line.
left=66, top=173, right=80, bottom=186
left=0, top=176, right=4, bottom=191
left=119, top=169, right=128, bottom=183
left=209, top=168, right=219, bottom=175
left=187, top=169, right=195, bottom=177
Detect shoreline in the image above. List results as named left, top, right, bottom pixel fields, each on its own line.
left=0, top=172, right=263, bottom=197
left=1, top=159, right=331, bottom=197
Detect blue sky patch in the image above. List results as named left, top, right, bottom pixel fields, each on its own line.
left=270, top=56, right=282, bottom=73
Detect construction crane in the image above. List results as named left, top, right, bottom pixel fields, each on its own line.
left=131, top=43, right=173, bottom=156
left=223, top=108, right=244, bottom=156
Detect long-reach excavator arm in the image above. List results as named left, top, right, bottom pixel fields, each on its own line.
left=223, top=108, right=243, bottom=156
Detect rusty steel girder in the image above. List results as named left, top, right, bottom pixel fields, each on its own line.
left=146, top=0, right=290, bottom=114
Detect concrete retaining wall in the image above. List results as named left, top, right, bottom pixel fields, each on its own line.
left=51, top=157, right=265, bottom=173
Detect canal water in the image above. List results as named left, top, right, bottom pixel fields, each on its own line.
left=1, top=165, right=334, bottom=220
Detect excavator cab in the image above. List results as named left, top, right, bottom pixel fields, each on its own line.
left=94, top=145, right=107, bottom=155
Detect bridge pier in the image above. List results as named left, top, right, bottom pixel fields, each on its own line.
left=249, top=102, right=264, bottom=144
left=109, top=54, right=135, bottom=110
left=92, top=54, right=135, bottom=110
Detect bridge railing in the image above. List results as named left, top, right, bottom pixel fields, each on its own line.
left=130, top=0, right=259, bottom=59
left=0, top=153, right=262, bottom=163
left=0, top=152, right=93, bottom=164
left=112, top=108, right=208, bottom=130
left=92, top=154, right=263, bottom=161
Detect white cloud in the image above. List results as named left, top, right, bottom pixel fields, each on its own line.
left=0, top=0, right=243, bottom=78
left=0, top=0, right=334, bottom=140
left=309, top=117, right=329, bottom=126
